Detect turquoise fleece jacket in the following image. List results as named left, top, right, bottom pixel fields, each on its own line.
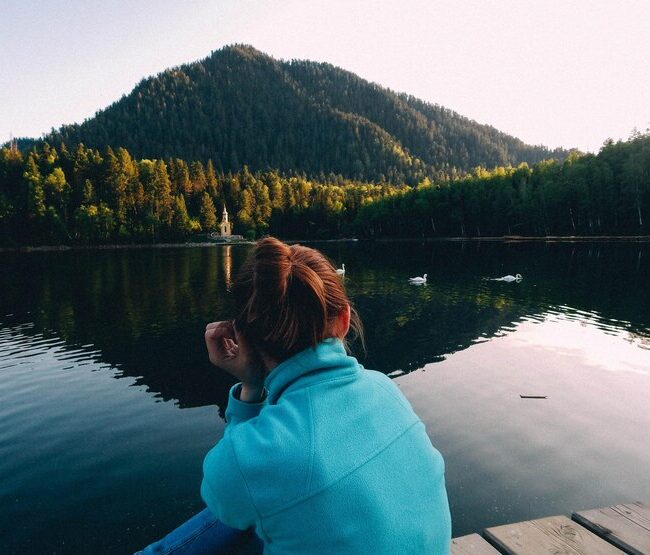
left=201, top=338, right=451, bottom=554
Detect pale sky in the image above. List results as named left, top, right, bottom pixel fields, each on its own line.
left=1, top=0, right=649, bottom=153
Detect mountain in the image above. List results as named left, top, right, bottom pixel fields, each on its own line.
left=47, top=45, right=569, bottom=183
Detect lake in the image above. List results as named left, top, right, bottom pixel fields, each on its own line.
left=1, top=240, right=649, bottom=554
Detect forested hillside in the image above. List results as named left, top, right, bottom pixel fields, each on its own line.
left=0, top=142, right=400, bottom=245
left=357, top=134, right=650, bottom=237
left=1, top=135, right=647, bottom=246
left=42, top=45, right=567, bottom=183
left=4, top=44, right=645, bottom=247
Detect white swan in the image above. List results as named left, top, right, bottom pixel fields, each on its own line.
left=491, top=273, right=522, bottom=282
left=408, top=273, right=427, bottom=284
left=336, top=263, right=346, bottom=275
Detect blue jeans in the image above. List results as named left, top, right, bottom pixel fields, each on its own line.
left=135, top=507, right=264, bottom=554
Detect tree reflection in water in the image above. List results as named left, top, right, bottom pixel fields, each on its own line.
left=1, top=241, right=648, bottom=412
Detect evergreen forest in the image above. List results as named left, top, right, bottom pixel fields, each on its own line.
left=3, top=45, right=648, bottom=246
left=1, top=133, right=648, bottom=247
left=36, top=45, right=568, bottom=183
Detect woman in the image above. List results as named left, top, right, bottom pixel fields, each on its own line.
left=137, top=237, right=451, bottom=554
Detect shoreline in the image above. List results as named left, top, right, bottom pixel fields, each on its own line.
left=0, top=241, right=253, bottom=253
left=2, top=235, right=650, bottom=253
left=376, top=235, right=650, bottom=243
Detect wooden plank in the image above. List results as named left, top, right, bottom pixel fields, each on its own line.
left=483, top=514, right=623, bottom=554
left=451, top=533, right=500, bottom=554
left=572, top=502, right=650, bottom=555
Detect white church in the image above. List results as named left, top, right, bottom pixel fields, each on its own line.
left=209, top=204, right=243, bottom=242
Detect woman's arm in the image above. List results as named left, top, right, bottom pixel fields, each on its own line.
left=205, top=320, right=267, bottom=423
left=201, top=432, right=260, bottom=530
left=201, top=322, right=265, bottom=529
left=224, top=383, right=267, bottom=425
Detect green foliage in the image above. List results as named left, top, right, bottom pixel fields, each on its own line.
left=172, top=195, right=192, bottom=237
left=199, top=192, right=217, bottom=231
left=1, top=135, right=649, bottom=246
left=23, top=154, right=45, bottom=219
left=74, top=203, right=115, bottom=243
left=354, top=134, right=650, bottom=238
left=43, top=45, right=569, bottom=184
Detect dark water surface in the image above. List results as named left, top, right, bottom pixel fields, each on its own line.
left=1, top=241, right=649, bottom=553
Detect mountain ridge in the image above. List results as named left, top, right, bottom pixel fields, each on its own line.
left=45, top=44, right=570, bottom=182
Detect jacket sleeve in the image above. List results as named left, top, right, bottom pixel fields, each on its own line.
left=200, top=430, right=259, bottom=530
left=225, top=383, right=266, bottom=425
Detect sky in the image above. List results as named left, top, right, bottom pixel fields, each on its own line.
left=1, top=0, right=649, bottom=153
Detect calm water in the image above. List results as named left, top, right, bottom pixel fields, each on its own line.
left=1, top=241, right=649, bottom=554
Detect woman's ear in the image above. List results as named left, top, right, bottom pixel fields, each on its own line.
left=334, top=303, right=351, bottom=338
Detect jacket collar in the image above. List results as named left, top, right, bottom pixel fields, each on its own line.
left=264, top=338, right=357, bottom=404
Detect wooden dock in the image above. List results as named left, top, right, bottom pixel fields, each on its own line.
left=451, top=502, right=650, bottom=555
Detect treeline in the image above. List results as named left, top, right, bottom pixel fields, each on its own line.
left=1, top=134, right=648, bottom=246
left=41, top=45, right=567, bottom=183
left=356, top=133, right=650, bottom=237
left=0, top=142, right=400, bottom=245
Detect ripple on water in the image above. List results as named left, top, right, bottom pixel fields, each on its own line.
left=1, top=324, right=221, bottom=551
left=1, top=242, right=649, bottom=552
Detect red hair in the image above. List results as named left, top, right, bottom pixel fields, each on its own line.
left=232, top=237, right=363, bottom=362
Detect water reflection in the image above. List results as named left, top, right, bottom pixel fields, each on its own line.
left=1, top=241, right=649, bottom=553
left=219, top=244, right=233, bottom=289
left=399, top=311, right=650, bottom=535
left=514, top=311, right=650, bottom=375
left=0, top=323, right=223, bottom=555
left=1, top=242, right=649, bottom=411
left=0, top=247, right=246, bottom=411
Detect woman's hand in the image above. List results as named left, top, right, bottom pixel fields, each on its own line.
left=204, top=321, right=266, bottom=402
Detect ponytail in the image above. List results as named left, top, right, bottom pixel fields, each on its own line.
left=232, top=237, right=363, bottom=362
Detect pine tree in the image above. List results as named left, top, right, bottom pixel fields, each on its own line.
left=199, top=192, right=217, bottom=231
left=154, top=160, right=173, bottom=229
left=190, top=161, right=207, bottom=194
left=23, top=154, right=45, bottom=219
left=44, top=167, right=69, bottom=220
left=205, top=159, right=219, bottom=197
left=172, top=194, right=192, bottom=236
